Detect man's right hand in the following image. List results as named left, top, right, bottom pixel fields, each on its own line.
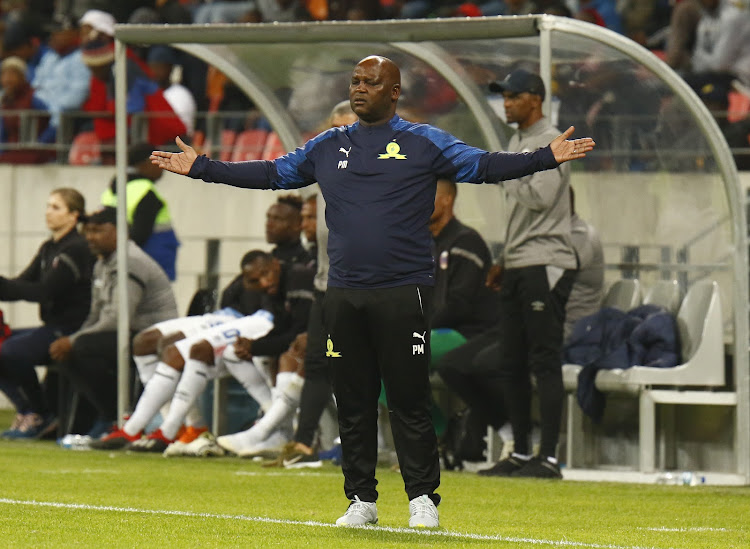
left=486, top=264, right=504, bottom=292
left=234, top=336, right=253, bottom=360
left=150, top=136, right=198, bottom=175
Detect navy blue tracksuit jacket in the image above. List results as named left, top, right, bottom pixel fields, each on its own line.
left=188, top=114, right=559, bottom=290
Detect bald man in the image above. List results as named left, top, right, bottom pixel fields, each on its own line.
left=151, top=55, right=595, bottom=528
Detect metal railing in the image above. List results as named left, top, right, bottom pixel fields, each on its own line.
left=1, top=108, right=748, bottom=167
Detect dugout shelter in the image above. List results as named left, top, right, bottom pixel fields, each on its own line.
left=112, top=15, right=749, bottom=483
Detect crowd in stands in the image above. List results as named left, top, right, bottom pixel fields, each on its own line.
left=0, top=1, right=746, bottom=167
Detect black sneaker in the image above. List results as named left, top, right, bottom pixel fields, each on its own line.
left=477, top=455, right=529, bottom=477
left=511, top=456, right=563, bottom=479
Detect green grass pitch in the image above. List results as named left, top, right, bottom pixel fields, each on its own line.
left=1, top=411, right=748, bottom=548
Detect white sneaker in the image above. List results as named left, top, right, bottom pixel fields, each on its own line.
left=185, top=432, right=225, bottom=457
left=216, top=430, right=261, bottom=456
left=408, top=495, right=439, bottom=528
left=235, top=431, right=289, bottom=458
left=162, top=440, right=188, bottom=457
left=335, top=496, right=378, bottom=526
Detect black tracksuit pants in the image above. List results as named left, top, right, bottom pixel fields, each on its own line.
left=497, top=265, right=574, bottom=459
left=294, top=291, right=334, bottom=448
left=324, top=284, right=440, bottom=505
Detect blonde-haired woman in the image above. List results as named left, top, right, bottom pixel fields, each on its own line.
left=0, top=188, right=94, bottom=439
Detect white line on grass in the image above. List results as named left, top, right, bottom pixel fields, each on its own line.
left=234, top=471, right=341, bottom=477
left=639, top=527, right=729, bottom=532
left=0, top=497, right=678, bottom=549
left=39, top=469, right=116, bottom=474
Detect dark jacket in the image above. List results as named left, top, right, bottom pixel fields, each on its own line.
left=251, top=261, right=314, bottom=357
left=564, top=304, right=681, bottom=421
left=432, top=217, right=499, bottom=338
left=188, top=114, right=558, bottom=290
left=0, top=228, right=94, bottom=332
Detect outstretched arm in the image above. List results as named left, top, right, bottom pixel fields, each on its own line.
left=550, top=126, right=595, bottom=164
left=150, top=136, right=197, bottom=175
left=150, top=135, right=311, bottom=191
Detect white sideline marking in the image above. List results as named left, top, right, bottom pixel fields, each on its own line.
left=639, top=527, right=729, bottom=532
left=39, top=469, right=116, bottom=475
left=235, top=471, right=340, bottom=477
left=0, top=497, right=677, bottom=548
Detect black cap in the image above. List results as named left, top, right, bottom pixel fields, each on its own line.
left=84, top=206, right=117, bottom=225
left=489, top=69, right=545, bottom=100
left=128, top=142, right=155, bottom=166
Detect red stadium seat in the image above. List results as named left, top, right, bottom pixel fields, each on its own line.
left=203, top=129, right=237, bottom=161
left=727, top=91, right=750, bottom=124
left=219, top=129, right=238, bottom=162
left=261, top=131, right=286, bottom=160
left=231, top=129, right=269, bottom=162
left=67, top=131, right=101, bottom=165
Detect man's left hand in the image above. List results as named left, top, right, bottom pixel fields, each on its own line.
left=235, top=337, right=253, bottom=360
left=49, top=336, right=72, bottom=361
left=550, top=126, right=596, bottom=164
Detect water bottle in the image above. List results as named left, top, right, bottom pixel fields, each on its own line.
left=58, top=434, right=92, bottom=450
left=655, top=471, right=705, bottom=486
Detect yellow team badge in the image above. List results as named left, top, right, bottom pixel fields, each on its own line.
left=326, top=337, right=342, bottom=357
left=378, top=141, right=407, bottom=159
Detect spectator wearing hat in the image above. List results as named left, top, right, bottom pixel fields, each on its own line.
left=147, top=46, right=197, bottom=137
left=77, top=9, right=153, bottom=75
left=79, top=29, right=187, bottom=155
left=78, top=8, right=115, bottom=45
left=30, top=13, right=91, bottom=144
left=99, top=142, right=180, bottom=281
left=49, top=205, right=178, bottom=438
left=0, top=56, right=53, bottom=163
left=478, top=69, right=577, bottom=479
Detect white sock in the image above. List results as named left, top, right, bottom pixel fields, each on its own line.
left=134, top=354, right=159, bottom=385
left=124, top=362, right=180, bottom=436
left=184, top=404, right=205, bottom=428
left=223, top=348, right=273, bottom=412
left=250, top=372, right=303, bottom=440
left=160, top=359, right=211, bottom=440
left=498, top=421, right=513, bottom=442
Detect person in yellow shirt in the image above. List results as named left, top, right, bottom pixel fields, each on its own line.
left=100, top=142, right=180, bottom=280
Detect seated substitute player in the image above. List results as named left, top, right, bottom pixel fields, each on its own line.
left=124, top=249, right=275, bottom=444
left=91, top=250, right=313, bottom=452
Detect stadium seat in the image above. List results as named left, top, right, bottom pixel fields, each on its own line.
left=261, top=131, right=286, bottom=160
left=595, top=280, right=724, bottom=393
left=601, top=278, right=642, bottom=311
left=563, top=279, right=642, bottom=393
left=219, top=129, right=238, bottom=162
left=67, top=131, right=101, bottom=165
left=727, top=91, right=750, bottom=124
left=231, top=129, right=269, bottom=162
left=566, top=280, right=728, bottom=471
left=643, top=279, right=681, bottom=315
left=203, top=129, right=237, bottom=162
left=564, top=278, right=641, bottom=468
